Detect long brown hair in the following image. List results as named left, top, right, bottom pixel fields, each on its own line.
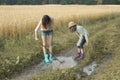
left=42, top=15, right=52, bottom=29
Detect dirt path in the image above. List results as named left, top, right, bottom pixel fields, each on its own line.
left=10, top=46, right=77, bottom=80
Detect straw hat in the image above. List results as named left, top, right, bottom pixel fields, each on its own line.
left=68, top=21, right=77, bottom=28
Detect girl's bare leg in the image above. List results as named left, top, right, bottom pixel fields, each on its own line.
left=80, top=48, right=84, bottom=54
left=41, top=36, right=47, bottom=55
left=48, top=35, right=53, bottom=54
left=48, top=34, right=53, bottom=62
left=78, top=48, right=81, bottom=53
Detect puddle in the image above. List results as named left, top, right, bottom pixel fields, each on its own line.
left=52, top=56, right=77, bottom=69
left=83, top=61, right=97, bottom=76
left=37, top=56, right=77, bottom=70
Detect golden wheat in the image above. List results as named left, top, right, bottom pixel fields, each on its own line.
left=0, top=5, right=120, bottom=38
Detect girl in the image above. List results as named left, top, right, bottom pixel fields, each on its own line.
left=35, top=15, right=54, bottom=63
left=68, top=21, right=89, bottom=60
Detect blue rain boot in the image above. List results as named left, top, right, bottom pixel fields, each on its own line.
left=44, top=54, right=49, bottom=63
left=49, top=53, right=53, bottom=63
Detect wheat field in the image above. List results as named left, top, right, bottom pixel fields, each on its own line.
left=0, top=5, right=120, bottom=38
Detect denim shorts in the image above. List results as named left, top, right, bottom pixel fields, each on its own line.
left=41, top=30, right=53, bottom=36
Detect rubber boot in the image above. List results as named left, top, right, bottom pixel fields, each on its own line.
left=80, top=53, right=84, bottom=59
left=44, top=54, right=49, bottom=63
left=76, top=53, right=81, bottom=58
left=49, top=53, right=53, bottom=63
left=74, top=52, right=81, bottom=60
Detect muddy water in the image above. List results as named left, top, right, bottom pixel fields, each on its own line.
left=83, top=61, right=97, bottom=76
left=52, top=56, right=77, bottom=69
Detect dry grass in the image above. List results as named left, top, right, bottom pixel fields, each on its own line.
left=0, top=5, right=120, bottom=38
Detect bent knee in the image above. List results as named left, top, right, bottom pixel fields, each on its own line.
left=42, top=43, right=46, bottom=48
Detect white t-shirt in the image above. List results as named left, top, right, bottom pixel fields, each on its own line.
left=76, top=25, right=89, bottom=44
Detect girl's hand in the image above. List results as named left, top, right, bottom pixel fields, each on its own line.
left=35, top=37, right=38, bottom=41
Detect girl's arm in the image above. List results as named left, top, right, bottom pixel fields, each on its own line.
left=76, top=32, right=80, bottom=38
left=35, top=20, right=41, bottom=40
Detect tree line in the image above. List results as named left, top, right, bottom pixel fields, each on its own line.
left=0, top=0, right=120, bottom=5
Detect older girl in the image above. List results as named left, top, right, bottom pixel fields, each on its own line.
left=35, top=15, right=54, bottom=63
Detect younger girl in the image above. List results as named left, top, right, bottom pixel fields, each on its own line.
left=68, top=21, right=89, bottom=60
